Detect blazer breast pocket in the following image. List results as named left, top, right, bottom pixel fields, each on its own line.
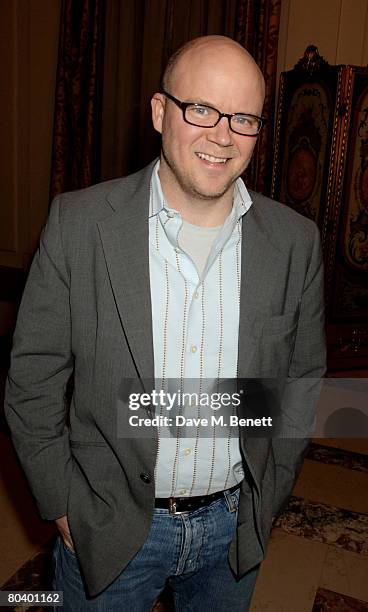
left=256, top=307, right=300, bottom=375
left=263, top=310, right=299, bottom=336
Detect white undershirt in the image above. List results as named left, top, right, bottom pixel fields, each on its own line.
left=178, top=220, right=222, bottom=278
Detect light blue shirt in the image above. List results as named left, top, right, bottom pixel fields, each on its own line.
left=149, top=161, right=253, bottom=497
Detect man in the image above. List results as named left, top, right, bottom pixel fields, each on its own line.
left=5, top=35, right=326, bottom=611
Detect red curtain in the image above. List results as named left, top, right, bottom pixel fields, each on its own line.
left=50, top=1, right=280, bottom=201
left=235, top=0, right=282, bottom=195
left=100, top=0, right=238, bottom=182
left=49, top=0, right=105, bottom=200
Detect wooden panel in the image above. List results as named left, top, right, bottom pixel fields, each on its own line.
left=362, top=2, right=368, bottom=65
left=284, top=0, right=342, bottom=68
left=28, top=0, right=61, bottom=253
left=0, top=0, right=60, bottom=269
left=15, top=0, right=31, bottom=269
left=0, top=1, right=17, bottom=255
left=336, top=0, right=368, bottom=65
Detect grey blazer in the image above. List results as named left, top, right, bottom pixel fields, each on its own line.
left=4, top=161, right=326, bottom=596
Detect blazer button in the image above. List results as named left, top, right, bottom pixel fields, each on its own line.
left=140, top=472, right=152, bottom=484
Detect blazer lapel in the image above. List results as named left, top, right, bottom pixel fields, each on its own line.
left=97, top=163, right=156, bottom=383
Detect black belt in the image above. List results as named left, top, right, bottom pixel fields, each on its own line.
left=155, top=484, right=240, bottom=514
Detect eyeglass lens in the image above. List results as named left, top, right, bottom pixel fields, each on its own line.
left=185, top=104, right=261, bottom=135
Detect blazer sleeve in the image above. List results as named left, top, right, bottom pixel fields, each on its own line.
left=4, top=196, right=74, bottom=520
left=271, top=222, right=326, bottom=517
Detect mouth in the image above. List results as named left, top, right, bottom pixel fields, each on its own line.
left=195, top=152, right=230, bottom=165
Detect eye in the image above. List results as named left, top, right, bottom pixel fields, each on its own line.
left=233, top=114, right=253, bottom=126
left=190, top=105, right=210, bottom=116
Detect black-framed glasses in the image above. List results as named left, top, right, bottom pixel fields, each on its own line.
left=161, top=90, right=265, bottom=137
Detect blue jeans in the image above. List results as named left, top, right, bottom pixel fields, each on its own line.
left=52, top=487, right=259, bottom=611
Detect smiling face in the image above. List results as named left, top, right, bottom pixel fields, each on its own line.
left=151, top=37, right=265, bottom=211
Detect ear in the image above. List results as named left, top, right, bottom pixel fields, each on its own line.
left=151, top=94, right=165, bottom=134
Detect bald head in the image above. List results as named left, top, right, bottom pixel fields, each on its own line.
left=162, top=35, right=265, bottom=100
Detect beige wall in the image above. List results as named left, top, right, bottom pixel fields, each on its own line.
left=277, top=0, right=368, bottom=81
left=0, top=0, right=60, bottom=269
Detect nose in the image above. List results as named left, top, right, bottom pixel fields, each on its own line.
left=207, top=115, right=233, bottom=146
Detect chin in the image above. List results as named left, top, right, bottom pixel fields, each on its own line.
left=195, top=190, right=229, bottom=201
left=191, top=180, right=235, bottom=201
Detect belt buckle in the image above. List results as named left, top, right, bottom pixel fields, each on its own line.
left=169, top=497, right=187, bottom=515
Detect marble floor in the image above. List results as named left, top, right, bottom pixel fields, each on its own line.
left=1, top=394, right=367, bottom=611
left=250, top=438, right=368, bottom=611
